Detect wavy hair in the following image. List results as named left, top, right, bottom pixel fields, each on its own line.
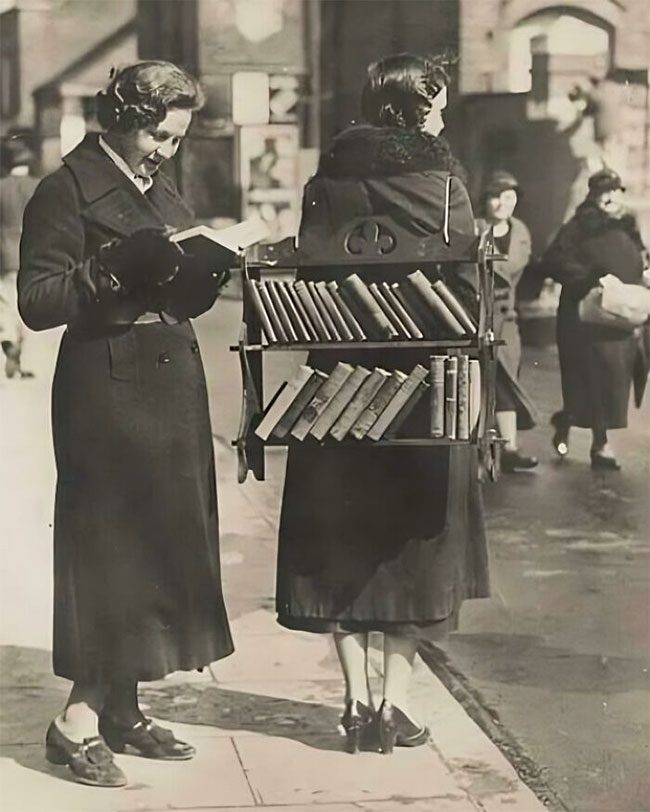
left=96, top=61, right=204, bottom=132
left=361, top=52, right=453, bottom=129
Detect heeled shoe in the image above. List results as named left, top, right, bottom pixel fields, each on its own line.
left=99, top=714, right=196, bottom=761
left=378, top=701, right=429, bottom=755
left=550, top=412, right=570, bottom=458
left=45, top=721, right=127, bottom=787
left=501, top=450, right=539, bottom=473
left=590, top=453, right=621, bottom=471
left=340, top=700, right=376, bottom=754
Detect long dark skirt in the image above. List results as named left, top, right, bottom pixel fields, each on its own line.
left=51, top=321, right=233, bottom=682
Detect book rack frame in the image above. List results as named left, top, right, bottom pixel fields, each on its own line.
left=230, top=215, right=504, bottom=483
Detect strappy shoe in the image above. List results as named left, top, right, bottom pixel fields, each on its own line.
left=45, top=721, right=126, bottom=787
left=378, top=701, right=429, bottom=755
left=99, top=715, right=195, bottom=761
left=340, top=700, right=377, bottom=754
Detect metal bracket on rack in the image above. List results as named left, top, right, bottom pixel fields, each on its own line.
left=235, top=322, right=263, bottom=483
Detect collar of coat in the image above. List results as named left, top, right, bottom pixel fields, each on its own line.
left=574, top=198, right=644, bottom=247
left=317, top=125, right=467, bottom=182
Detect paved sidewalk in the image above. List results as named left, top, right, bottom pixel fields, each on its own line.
left=0, top=334, right=545, bottom=812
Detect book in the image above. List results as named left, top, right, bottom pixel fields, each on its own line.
left=255, top=365, right=317, bottom=440
left=287, top=283, right=319, bottom=341
left=381, top=282, right=424, bottom=339
left=257, top=280, right=288, bottom=342
left=350, top=369, right=408, bottom=440
left=246, top=279, right=277, bottom=343
left=326, top=282, right=367, bottom=341
left=383, top=379, right=430, bottom=440
left=468, top=359, right=482, bottom=435
left=368, top=283, right=411, bottom=338
left=406, top=270, right=466, bottom=337
left=393, top=282, right=433, bottom=338
left=432, top=278, right=477, bottom=335
left=456, top=355, right=470, bottom=440
left=267, top=279, right=299, bottom=342
left=366, top=364, right=429, bottom=441
left=308, top=280, right=339, bottom=340
left=316, top=281, right=354, bottom=341
left=329, top=368, right=391, bottom=441
left=444, top=356, right=459, bottom=439
left=310, top=366, right=371, bottom=440
left=170, top=217, right=270, bottom=273
left=295, top=280, right=331, bottom=341
left=340, top=274, right=399, bottom=340
left=277, top=279, right=312, bottom=342
left=272, top=369, right=328, bottom=438
left=291, top=362, right=355, bottom=440
left=429, top=355, right=447, bottom=438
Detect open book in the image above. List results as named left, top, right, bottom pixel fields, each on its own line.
left=170, top=218, right=270, bottom=274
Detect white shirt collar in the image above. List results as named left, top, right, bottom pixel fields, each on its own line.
left=98, top=135, right=153, bottom=194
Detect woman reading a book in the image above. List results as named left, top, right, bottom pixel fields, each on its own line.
left=276, top=53, right=490, bottom=755
left=18, top=61, right=233, bottom=787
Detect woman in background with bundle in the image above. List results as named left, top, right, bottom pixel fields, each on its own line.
left=275, top=53, right=490, bottom=755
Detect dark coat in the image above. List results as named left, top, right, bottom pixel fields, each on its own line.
left=18, top=135, right=233, bottom=682
left=276, top=126, right=490, bottom=638
left=542, top=200, right=645, bottom=430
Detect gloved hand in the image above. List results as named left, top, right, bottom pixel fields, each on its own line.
left=98, top=228, right=184, bottom=295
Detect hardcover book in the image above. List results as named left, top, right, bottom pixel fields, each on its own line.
left=382, top=379, right=430, bottom=440
left=257, top=280, right=288, bottom=342
left=310, top=366, right=371, bottom=441
left=326, top=282, right=367, bottom=341
left=394, top=281, right=435, bottom=337
left=308, top=280, right=340, bottom=340
left=368, top=283, right=410, bottom=338
left=406, top=270, right=465, bottom=337
left=366, top=364, right=429, bottom=441
left=381, top=282, right=424, bottom=339
left=456, top=354, right=470, bottom=440
left=340, top=274, right=399, bottom=340
left=170, top=217, right=270, bottom=274
left=272, top=369, right=328, bottom=438
left=429, top=355, right=447, bottom=438
left=468, top=359, right=482, bottom=434
left=329, top=368, right=391, bottom=441
left=255, top=365, right=318, bottom=440
left=432, top=278, right=477, bottom=335
left=350, top=369, right=408, bottom=440
left=267, top=279, right=298, bottom=342
left=247, top=279, right=277, bottom=344
left=444, top=356, right=459, bottom=439
left=295, top=280, right=331, bottom=341
left=288, top=283, right=319, bottom=341
left=291, top=362, right=355, bottom=440
left=316, top=281, right=354, bottom=341
left=277, top=280, right=312, bottom=342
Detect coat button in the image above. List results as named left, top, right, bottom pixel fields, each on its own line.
left=158, top=352, right=171, bottom=365
left=190, top=341, right=199, bottom=354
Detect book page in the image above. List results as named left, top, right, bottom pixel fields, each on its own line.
left=171, top=217, right=270, bottom=252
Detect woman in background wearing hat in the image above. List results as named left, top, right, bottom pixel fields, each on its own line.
left=478, top=171, right=538, bottom=473
left=541, top=169, right=648, bottom=470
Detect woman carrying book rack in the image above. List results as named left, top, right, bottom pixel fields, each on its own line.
left=275, top=53, right=493, bottom=755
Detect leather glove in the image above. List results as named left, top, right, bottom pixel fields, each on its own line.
left=98, top=228, right=184, bottom=295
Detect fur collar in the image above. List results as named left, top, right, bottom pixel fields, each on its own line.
left=317, top=125, right=467, bottom=182
left=575, top=199, right=643, bottom=246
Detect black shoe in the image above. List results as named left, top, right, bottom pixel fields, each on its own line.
left=591, top=453, right=621, bottom=471
left=340, top=700, right=377, bottom=754
left=45, top=721, right=127, bottom=787
left=378, top=701, right=429, bottom=755
left=501, top=450, right=539, bottom=473
left=99, top=715, right=195, bottom=760
left=550, top=412, right=570, bottom=458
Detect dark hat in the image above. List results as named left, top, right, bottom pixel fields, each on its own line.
left=482, top=170, right=520, bottom=198
left=588, top=168, right=625, bottom=196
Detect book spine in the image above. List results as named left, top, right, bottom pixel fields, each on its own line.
left=350, top=370, right=407, bottom=440
left=272, top=371, right=327, bottom=439
left=383, top=380, right=430, bottom=440
left=381, top=282, right=424, bottom=339
left=290, top=362, right=354, bottom=440
left=445, top=356, right=458, bottom=439
left=327, top=282, right=367, bottom=341
left=368, top=283, right=410, bottom=338
left=258, top=280, right=288, bottom=342
left=288, top=283, right=319, bottom=341
left=366, top=364, right=429, bottom=441
left=310, top=366, right=371, bottom=441
left=268, top=279, right=299, bottom=342
left=308, top=280, right=340, bottom=340
left=393, top=282, right=434, bottom=338
left=316, top=281, right=354, bottom=341
left=468, top=359, right=482, bottom=436
left=247, top=279, right=278, bottom=344
left=429, top=355, right=447, bottom=438
left=406, top=270, right=465, bottom=337
left=456, top=355, right=470, bottom=440
left=432, top=278, right=477, bottom=335
left=329, top=369, right=389, bottom=441
left=295, top=280, right=331, bottom=341
left=340, top=274, right=399, bottom=340
left=254, top=366, right=313, bottom=440
left=277, top=280, right=311, bottom=342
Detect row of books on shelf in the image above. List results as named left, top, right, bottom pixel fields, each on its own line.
left=255, top=354, right=481, bottom=443
left=246, top=270, right=476, bottom=344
